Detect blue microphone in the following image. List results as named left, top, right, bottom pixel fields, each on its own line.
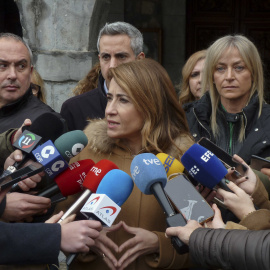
left=95, top=169, right=134, bottom=206
left=32, top=140, right=69, bottom=178
left=130, top=153, right=189, bottom=254
left=181, top=144, right=232, bottom=192
left=67, top=169, right=134, bottom=267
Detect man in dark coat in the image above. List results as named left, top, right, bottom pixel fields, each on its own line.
left=0, top=33, right=62, bottom=133
left=60, top=21, right=145, bottom=131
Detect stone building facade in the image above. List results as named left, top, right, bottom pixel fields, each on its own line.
left=15, top=0, right=186, bottom=112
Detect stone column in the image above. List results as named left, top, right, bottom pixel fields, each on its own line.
left=15, top=0, right=111, bottom=112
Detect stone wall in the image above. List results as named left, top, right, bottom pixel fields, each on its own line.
left=16, top=0, right=111, bottom=112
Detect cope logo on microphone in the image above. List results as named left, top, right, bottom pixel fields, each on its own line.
left=41, top=145, right=55, bottom=159
left=72, top=143, right=85, bottom=155
left=13, top=130, right=42, bottom=154
left=33, top=140, right=68, bottom=178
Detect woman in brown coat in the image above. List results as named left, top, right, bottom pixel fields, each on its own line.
left=56, top=58, right=194, bottom=270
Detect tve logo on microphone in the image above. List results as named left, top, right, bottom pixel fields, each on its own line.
left=33, top=140, right=68, bottom=178
left=81, top=194, right=120, bottom=227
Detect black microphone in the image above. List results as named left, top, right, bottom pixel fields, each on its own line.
left=1, top=113, right=65, bottom=180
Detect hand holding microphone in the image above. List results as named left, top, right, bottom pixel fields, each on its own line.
left=216, top=181, right=256, bottom=220
left=66, top=169, right=134, bottom=268
left=227, top=154, right=257, bottom=195
left=131, top=153, right=189, bottom=254
left=3, top=149, right=45, bottom=192
left=45, top=211, right=103, bottom=255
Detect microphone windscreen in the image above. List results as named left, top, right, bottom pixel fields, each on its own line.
left=83, top=159, right=118, bottom=192
left=54, top=130, right=88, bottom=162
left=55, top=159, right=95, bottom=196
left=96, top=169, right=134, bottom=206
left=181, top=144, right=228, bottom=189
left=156, top=153, right=184, bottom=177
left=23, top=112, right=65, bottom=142
left=130, top=153, right=167, bottom=195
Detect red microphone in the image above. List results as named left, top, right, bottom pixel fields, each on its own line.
left=58, top=159, right=118, bottom=223
left=37, top=159, right=95, bottom=197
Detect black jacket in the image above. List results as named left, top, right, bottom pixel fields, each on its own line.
left=60, top=74, right=107, bottom=131
left=0, top=221, right=61, bottom=265
left=0, top=86, right=58, bottom=134
left=189, top=228, right=270, bottom=270
left=185, top=92, right=270, bottom=164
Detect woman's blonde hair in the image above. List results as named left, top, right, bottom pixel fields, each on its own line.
left=178, top=50, right=206, bottom=105
left=202, top=35, right=264, bottom=140
left=72, top=62, right=101, bottom=96
left=31, top=68, right=46, bottom=103
left=108, top=58, right=192, bottom=156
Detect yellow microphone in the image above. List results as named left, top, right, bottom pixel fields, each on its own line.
left=156, top=153, right=184, bottom=178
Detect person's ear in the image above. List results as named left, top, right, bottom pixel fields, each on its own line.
left=137, top=52, right=145, bottom=60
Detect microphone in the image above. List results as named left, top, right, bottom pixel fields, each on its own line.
left=0, top=113, right=65, bottom=181
left=81, top=169, right=134, bottom=225
left=66, top=169, right=134, bottom=267
left=9, top=113, right=65, bottom=168
left=181, top=144, right=232, bottom=192
left=130, top=153, right=189, bottom=254
left=37, top=159, right=95, bottom=198
left=32, top=140, right=69, bottom=178
left=57, top=159, right=118, bottom=223
left=54, top=130, right=88, bottom=162
left=156, top=153, right=184, bottom=178
left=33, top=130, right=89, bottom=179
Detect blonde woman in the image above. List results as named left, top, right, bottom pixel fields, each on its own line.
left=186, top=35, right=270, bottom=164
left=178, top=50, right=206, bottom=105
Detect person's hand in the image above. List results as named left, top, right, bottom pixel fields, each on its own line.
left=61, top=220, right=102, bottom=254
left=1, top=193, right=51, bottom=222
left=12, top=119, right=32, bottom=144
left=204, top=203, right=225, bottom=229
left=226, top=154, right=257, bottom=195
left=4, top=149, right=45, bottom=192
left=165, top=220, right=202, bottom=245
left=0, top=188, right=10, bottom=204
left=45, top=211, right=76, bottom=224
left=216, top=181, right=256, bottom=220
left=90, top=221, right=123, bottom=270
left=260, top=167, right=270, bottom=179
left=116, top=221, right=159, bottom=270
left=197, top=185, right=217, bottom=205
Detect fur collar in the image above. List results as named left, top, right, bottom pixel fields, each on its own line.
left=83, top=119, right=194, bottom=157
left=84, top=119, right=116, bottom=154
